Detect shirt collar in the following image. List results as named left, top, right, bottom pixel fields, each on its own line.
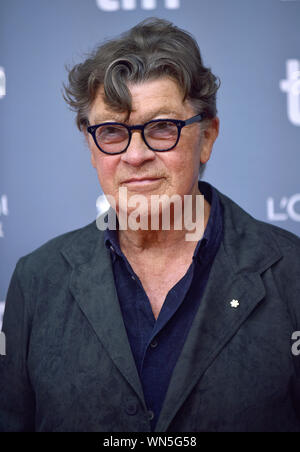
left=192, top=180, right=223, bottom=262
left=104, top=180, right=223, bottom=263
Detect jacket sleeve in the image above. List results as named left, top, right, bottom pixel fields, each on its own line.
left=0, top=258, right=35, bottom=432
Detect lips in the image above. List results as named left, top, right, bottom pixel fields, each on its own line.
left=122, top=177, right=161, bottom=184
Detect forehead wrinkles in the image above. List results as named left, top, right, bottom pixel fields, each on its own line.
left=91, top=104, right=184, bottom=124
left=90, top=80, right=190, bottom=124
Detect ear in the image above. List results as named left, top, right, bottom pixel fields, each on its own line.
left=200, top=117, right=220, bottom=164
left=83, top=126, right=89, bottom=143
left=83, top=126, right=97, bottom=169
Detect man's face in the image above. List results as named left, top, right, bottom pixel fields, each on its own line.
left=86, top=77, right=219, bottom=214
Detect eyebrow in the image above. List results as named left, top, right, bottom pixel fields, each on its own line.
left=92, top=109, right=180, bottom=125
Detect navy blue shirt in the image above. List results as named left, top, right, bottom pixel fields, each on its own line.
left=104, top=180, right=224, bottom=430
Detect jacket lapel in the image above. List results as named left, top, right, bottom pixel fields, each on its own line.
left=155, top=242, right=266, bottom=431
left=61, top=221, right=146, bottom=409
left=155, top=190, right=283, bottom=432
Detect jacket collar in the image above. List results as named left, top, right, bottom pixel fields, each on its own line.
left=216, top=188, right=283, bottom=274
left=60, top=184, right=283, bottom=431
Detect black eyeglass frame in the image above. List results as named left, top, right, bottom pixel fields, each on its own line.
left=87, top=113, right=205, bottom=155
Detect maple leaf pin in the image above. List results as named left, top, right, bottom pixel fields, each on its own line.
left=230, top=299, right=240, bottom=308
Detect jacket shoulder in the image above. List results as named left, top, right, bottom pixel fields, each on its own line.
left=215, top=187, right=300, bottom=278
left=217, top=188, right=300, bottom=251
left=15, top=220, right=100, bottom=282
left=255, top=218, right=300, bottom=251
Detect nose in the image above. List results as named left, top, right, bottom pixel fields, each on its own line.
left=120, top=129, right=156, bottom=167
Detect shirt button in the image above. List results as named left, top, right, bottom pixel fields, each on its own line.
left=147, top=410, right=155, bottom=421
left=131, top=275, right=135, bottom=280
left=110, top=245, right=115, bottom=252
left=150, top=339, right=158, bottom=348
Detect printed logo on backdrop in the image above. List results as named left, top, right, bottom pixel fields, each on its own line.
left=0, top=68, right=7, bottom=237
left=267, top=194, right=300, bottom=222
left=0, top=67, right=6, bottom=99
left=0, top=195, right=9, bottom=238
left=0, top=69, right=6, bottom=333
left=0, top=69, right=6, bottom=332
left=280, top=60, right=300, bottom=126
left=96, top=0, right=180, bottom=11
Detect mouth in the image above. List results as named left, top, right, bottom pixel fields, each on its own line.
left=121, top=177, right=163, bottom=186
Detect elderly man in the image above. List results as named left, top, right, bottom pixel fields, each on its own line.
left=0, top=18, right=300, bottom=433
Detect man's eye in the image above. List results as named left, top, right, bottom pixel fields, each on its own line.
left=97, top=126, right=127, bottom=142
left=152, top=121, right=171, bottom=130
left=146, top=121, right=177, bottom=137
left=102, top=126, right=120, bottom=135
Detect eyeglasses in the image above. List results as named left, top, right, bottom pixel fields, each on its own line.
left=87, top=113, right=205, bottom=155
